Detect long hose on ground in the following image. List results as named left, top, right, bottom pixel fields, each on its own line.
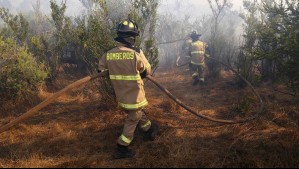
left=148, top=56, right=264, bottom=124
left=0, top=57, right=264, bottom=134
left=0, top=71, right=108, bottom=134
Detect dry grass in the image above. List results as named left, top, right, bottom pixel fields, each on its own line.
left=0, top=68, right=298, bottom=168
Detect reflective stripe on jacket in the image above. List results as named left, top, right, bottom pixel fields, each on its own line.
left=189, top=40, right=206, bottom=66
left=98, top=45, right=151, bottom=110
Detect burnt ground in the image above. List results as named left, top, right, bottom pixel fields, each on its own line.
left=0, top=66, right=298, bottom=168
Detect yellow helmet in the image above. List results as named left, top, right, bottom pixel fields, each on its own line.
left=116, top=19, right=140, bottom=37
left=190, top=31, right=201, bottom=39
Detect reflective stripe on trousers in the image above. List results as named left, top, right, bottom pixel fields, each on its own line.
left=119, top=134, right=132, bottom=145
left=118, top=110, right=151, bottom=146
left=119, top=99, right=148, bottom=110
left=141, top=120, right=151, bottom=130
left=191, top=51, right=205, bottom=55
left=191, top=61, right=205, bottom=66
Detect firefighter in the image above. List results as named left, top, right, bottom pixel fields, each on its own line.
left=98, top=19, right=159, bottom=159
left=188, top=31, right=208, bottom=86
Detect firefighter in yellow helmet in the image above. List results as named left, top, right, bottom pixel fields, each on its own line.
left=98, top=19, right=159, bottom=159
left=188, top=31, right=209, bottom=86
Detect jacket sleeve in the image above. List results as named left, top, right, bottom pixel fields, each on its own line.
left=188, top=42, right=192, bottom=57
left=98, top=53, right=108, bottom=73
left=204, top=43, right=211, bottom=58
left=136, top=50, right=151, bottom=78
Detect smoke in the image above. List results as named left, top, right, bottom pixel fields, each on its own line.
left=0, top=0, right=84, bottom=16
left=156, top=0, right=244, bottom=66
left=0, top=0, right=245, bottom=67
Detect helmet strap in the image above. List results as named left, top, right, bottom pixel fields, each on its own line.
left=191, top=36, right=200, bottom=42
left=115, top=36, right=136, bottom=47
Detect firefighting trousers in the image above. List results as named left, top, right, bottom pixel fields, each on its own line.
left=191, top=64, right=205, bottom=81
left=118, top=109, right=152, bottom=146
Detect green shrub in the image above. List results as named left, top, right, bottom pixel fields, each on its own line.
left=0, top=37, right=48, bottom=100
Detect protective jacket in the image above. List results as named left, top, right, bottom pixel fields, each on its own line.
left=189, top=40, right=207, bottom=66
left=98, top=44, right=151, bottom=110
left=182, top=38, right=193, bottom=58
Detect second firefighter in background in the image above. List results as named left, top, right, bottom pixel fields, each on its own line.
left=188, top=31, right=209, bottom=86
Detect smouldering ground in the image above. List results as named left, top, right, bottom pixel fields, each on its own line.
left=0, top=67, right=298, bottom=167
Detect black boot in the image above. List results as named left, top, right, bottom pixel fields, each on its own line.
left=192, top=78, right=200, bottom=86
left=143, top=122, right=160, bottom=141
left=112, top=144, right=136, bottom=159
left=199, top=80, right=206, bottom=86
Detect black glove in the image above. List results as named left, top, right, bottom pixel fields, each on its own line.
left=140, top=69, right=147, bottom=79
left=206, top=46, right=211, bottom=53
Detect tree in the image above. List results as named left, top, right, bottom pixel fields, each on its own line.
left=48, top=0, right=72, bottom=79
left=239, top=0, right=299, bottom=93
left=237, top=0, right=260, bottom=85
left=0, top=8, right=29, bottom=44
left=129, top=0, right=160, bottom=69
left=207, top=0, right=233, bottom=78
left=76, top=0, right=114, bottom=73
left=0, top=37, right=48, bottom=101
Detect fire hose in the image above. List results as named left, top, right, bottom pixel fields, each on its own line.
left=0, top=71, right=107, bottom=134
left=0, top=57, right=264, bottom=134
left=177, top=61, right=190, bottom=68
left=153, top=56, right=264, bottom=124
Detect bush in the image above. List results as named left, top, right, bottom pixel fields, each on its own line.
left=0, top=37, right=48, bottom=101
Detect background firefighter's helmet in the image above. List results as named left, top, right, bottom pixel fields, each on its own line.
left=190, top=31, right=201, bottom=40
left=116, top=19, right=140, bottom=37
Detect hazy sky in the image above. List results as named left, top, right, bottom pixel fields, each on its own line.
left=0, top=0, right=244, bottom=17
left=159, top=0, right=244, bottom=18
left=0, top=0, right=84, bottom=15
